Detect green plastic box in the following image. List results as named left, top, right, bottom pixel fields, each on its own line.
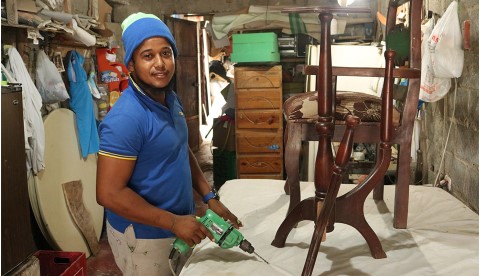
left=230, top=32, right=280, bottom=63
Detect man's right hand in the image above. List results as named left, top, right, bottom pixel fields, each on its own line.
left=172, top=215, right=214, bottom=247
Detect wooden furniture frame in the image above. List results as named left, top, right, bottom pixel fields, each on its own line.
left=272, top=1, right=422, bottom=275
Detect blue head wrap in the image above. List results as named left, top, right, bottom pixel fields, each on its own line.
left=121, top=12, right=178, bottom=66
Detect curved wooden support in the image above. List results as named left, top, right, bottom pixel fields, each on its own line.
left=335, top=143, right=391, bottom=259
left=271, top=197, right=316, bottom=248
left=334, top=50, right=396, bottom=259
left=283, top=123, right=303, bottom=214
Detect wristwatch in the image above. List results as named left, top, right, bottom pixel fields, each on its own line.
left=203, top=188, right=220, bottom=203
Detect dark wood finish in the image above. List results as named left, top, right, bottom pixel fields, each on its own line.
left=273, top=1, right=422, bottom=273
left=305, top=66, right=420, bottom=78
left=281, top=0, right=422, bottom=228
left=303, top=115, right=361, bottom=275
left=2, top=87, right=37, bottom=273
left=167, top=18, right=202, bottom=152
left=387, top=0, right=423, bottom=229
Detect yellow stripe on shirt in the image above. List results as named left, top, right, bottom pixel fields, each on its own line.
left=98, top=150, right=137, bottom=161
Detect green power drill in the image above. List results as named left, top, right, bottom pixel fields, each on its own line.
left=171, top=209, right=269, bottom=263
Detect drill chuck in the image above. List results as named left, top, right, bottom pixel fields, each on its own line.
left=241, top=239, right=269, bottom=264
left=239, top=239, right=255, bottom=254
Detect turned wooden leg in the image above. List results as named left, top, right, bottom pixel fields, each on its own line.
left=302, top=115, right=359, bottom=276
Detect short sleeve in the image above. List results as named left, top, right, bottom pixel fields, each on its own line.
left=98, top=113, right=143, bottom=160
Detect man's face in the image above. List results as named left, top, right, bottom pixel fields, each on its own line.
left=129, top=36, right=175, bottom=89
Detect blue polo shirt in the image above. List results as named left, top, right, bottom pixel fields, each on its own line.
left=98, top=79, right=194, bottom=239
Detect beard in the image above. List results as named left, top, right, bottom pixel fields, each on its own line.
left=131, top=71, right=175, bottom=96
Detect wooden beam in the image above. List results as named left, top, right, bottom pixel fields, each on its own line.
left=5, top=0, right=18, bottom=25
left=304, top=65, right=421, bottom=78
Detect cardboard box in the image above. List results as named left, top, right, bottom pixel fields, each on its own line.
left=230, top=32, right=280, bottom=63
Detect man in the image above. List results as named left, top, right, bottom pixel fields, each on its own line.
left=96, top=12, right=241, bottom=275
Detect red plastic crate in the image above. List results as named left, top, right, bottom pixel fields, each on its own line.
left=34, top=251, right=86, bottom=276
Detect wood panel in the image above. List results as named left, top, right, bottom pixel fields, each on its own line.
left=1, top=88, right=37, bottom=273
left=167, top=18, right=202, bottom=151
left=235, top=66, right=282, bottom=89
left=237, top=155, right=283, bottom=174
left=236, top=110, right=283, bottom=129
left=236, top=89, right=283, bottom=110
left=236, top=130, right=283, bottom=154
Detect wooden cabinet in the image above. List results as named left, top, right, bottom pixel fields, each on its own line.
left=234, top=66, right=284, bottom=179
left=2, top=86, right=37, bottom=272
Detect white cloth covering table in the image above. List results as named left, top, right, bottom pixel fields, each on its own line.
left=181, top=179, right=478, bottom=276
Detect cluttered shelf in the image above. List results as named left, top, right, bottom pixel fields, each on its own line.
left=1, top=2, right=114, bottom=48
left=1, top=22, right=103, bottom=49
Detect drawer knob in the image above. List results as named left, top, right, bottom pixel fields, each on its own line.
left=267, top=116, right=275, bottom=124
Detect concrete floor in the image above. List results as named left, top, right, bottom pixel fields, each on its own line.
left=86, top=232, right=122, bottom=275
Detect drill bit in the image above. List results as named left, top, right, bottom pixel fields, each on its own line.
left=253, top=252, right=269, bottom=264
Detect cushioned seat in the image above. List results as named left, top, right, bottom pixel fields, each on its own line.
left=284, top=91, right=400, bottom=125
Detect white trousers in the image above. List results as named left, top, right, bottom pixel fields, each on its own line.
left=107, top=221, right=190, bottom=276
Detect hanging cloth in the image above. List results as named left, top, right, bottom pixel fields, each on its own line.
left=66, top=50, right=99, bottom=157
left=6, top=47, right=45, bottom=174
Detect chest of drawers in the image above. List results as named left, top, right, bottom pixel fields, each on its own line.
left=234, top=65, right=283, bottom=179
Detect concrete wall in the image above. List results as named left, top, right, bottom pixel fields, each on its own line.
left=424, top=0, right=479, bottom=212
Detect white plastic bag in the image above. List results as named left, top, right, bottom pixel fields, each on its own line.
left=36, top=50, right=70, bottom=104
left=420, top=18, right=451, bottom=102
left=429, top=1, right=464, bottom=78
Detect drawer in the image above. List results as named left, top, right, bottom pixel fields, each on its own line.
left=237, top=155, right=283, bottom=174
left=236, top=110, right=282, bottom=129
left=235, top=66, right=282, bottom=89
left=236, top=131, right=283, bottom=154
left=238, top=173, right=283, bottom=180
left=236, top=89, right=282, bottom=110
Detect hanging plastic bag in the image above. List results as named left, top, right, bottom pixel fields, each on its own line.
left=36, top=50, right=70, bottom=104
left=87, top=69, right=101, bottom=99
left=419, top=18, right=451, bottom=102
left=429, top=1, right=464, bottom=78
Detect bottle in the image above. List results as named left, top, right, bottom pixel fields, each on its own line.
left=97, top=86, right=109, bottom=120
